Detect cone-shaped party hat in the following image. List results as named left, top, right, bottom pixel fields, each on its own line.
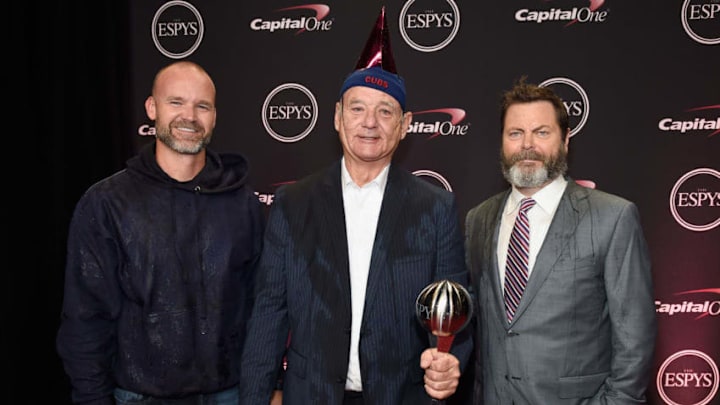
left=339, top=6, right=406, bottom=110
left=353, top=6, right=397, bottom=73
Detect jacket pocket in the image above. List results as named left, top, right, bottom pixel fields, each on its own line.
left=558, top=371, right=608, bottom=398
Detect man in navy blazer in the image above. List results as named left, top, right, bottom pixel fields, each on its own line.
left=465, top=77, right=657, bottom=404
left=239, top=7, right=472, bottom=405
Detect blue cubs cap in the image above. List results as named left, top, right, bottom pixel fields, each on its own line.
left=339, top=6, right=407, bottom=111
left=339, top=67, right=406, bottom=111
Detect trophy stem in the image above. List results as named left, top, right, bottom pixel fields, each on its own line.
left=436, top=335, right=455, bottom=353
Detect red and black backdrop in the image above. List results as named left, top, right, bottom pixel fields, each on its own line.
left=14, top=1, right=718, bottom=404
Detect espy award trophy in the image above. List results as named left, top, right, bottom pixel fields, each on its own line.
left=415, top=279, right=473, bottom=404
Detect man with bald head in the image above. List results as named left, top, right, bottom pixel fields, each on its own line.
left=57, top=61, right=265, bottom=405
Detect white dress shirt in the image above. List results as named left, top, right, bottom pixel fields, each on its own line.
left=341, top=157, right=388, bottom=391
left=497, top=176, right=568, bottom=290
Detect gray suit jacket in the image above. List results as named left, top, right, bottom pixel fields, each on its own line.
left=465, top=179, right=656, bottom=405
left=240, top=160, right=472, bottom=405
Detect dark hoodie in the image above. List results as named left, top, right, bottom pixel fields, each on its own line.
left=57, top=143, right=265, bottom=405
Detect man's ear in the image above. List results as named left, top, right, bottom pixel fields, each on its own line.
left=400, top=111, right=413, bottom=140
left=145, top=96, right=156, bottom=120
left=334, top=101, right=342, bottom=132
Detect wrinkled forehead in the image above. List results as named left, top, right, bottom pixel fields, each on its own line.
left=504, top=101, right=557, bottom=124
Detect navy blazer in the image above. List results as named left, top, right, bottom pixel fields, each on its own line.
left=240, top=160, right=472, bottom=404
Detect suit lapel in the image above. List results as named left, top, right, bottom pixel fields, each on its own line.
left=488, top=193, right=511, bottom=327
left=316, top=162, right=353, bottom=317
left=363, top=165, right=407, bottom=315
left=512, top=181, right=590, bottom=321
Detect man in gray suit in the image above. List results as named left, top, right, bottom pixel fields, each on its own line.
left=465, top=77, right=657, bottom=404
left=239, top=7, right=472, bottom=405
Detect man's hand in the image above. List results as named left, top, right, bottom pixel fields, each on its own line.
left=420, top=347, right=461, bottom=400
left=270, top=389, right=282, bottom=405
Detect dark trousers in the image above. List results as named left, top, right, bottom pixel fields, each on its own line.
left=113, top=386, right=238, bottom=405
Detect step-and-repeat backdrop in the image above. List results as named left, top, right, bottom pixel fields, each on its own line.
left=128, top=1, right=718, bottom=404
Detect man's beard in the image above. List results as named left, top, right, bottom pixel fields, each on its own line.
left=501, top=146, right=568, bottom=188
left=156, top=120, right=211, bottom=155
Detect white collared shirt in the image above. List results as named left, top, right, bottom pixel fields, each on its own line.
left=497, top=176, right=568, bottom=289
left=341, top=157, right=388, bottom=391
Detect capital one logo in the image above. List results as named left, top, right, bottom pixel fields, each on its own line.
left=656, top=288, right=720, bottom=320
left=261, top=83, right=318, bottom=143
left=249, top=4, right=334, bottom=35
left=514, top=0, right=609, bottom=27
left=399, top=0, right=461, bottom=52
left=152, top=1, right=204, bottom=59
left=681, top=0, right=720, bottom=45
left=657, top=349, right=719, bottom=405
left=413, top=169, right=453, bottom=192
left=539, top=77, right=590, bottom=138
left=669, top=168, right=720, bottom=231
left=408, top=108, right=470, bottom=139
left=658, top=105, right=720, bottom=138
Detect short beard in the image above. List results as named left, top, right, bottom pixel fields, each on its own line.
left=501, top=146, right=568, bottom=188
left=156, top=121, right=211, bottom=155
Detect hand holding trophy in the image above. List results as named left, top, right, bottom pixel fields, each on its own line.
left=415, top=280, right=473, bottom=403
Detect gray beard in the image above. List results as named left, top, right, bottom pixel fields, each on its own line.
left=501, top=147, right=568, bottom=188
left=505, top=164, right=550, bottom=188
left=156, top=126, right=211, bottom=155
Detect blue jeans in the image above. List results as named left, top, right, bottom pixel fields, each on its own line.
left=113, top=386, right=238, bottom=405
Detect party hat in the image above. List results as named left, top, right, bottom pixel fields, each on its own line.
left=339, top=6, right=406, bottom=110
left=354, top=5, right=397, bottom=73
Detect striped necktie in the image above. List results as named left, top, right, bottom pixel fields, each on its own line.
left=504, top=198, right=536, bottom=323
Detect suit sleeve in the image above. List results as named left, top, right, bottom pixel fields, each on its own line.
left=239, top=188, right=291, bottom=404
left=601, top=202, right=657, bottom=403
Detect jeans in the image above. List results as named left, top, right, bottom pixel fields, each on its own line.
left=113, top=386, right=238, bottom=405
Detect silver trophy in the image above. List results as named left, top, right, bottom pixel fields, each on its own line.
left=415, top=279, right=473, bottom=353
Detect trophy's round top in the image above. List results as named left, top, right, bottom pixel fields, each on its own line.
left=415, top=280, right=473, bottom=337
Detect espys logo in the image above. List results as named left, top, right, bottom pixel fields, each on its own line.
left=657, top=349, right=719, bottom=405
left=152, top=1, right=204, bottom=59
left=413, top=170, right=453, bottom=191
left=681, top=0, right=720, bottom=45
left=408, top=108, right=469, bottom=139
left=262, top=83, right=318, bottom=143
left=539, top=77, right=590, bottom=138
left=669, top=168, right=720, bottom=232
left=515, top=0, right=609, bottom=27
left=659, top=105, right=720, bottom=138
left=250, top=4, right=333, bottom=35
left=399, top=0, right=461, bottom=52
left=656, top=288, right=720, bottom=320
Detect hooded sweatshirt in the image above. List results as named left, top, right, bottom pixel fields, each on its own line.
left=57, top=143, right=264, bottom=405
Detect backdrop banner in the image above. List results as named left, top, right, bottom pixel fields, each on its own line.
left=130, top=2, right=719, bottom=404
